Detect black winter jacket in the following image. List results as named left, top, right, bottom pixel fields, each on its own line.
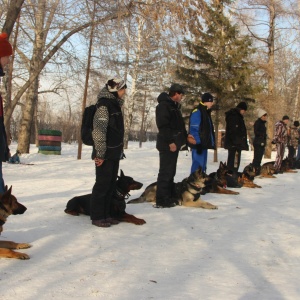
left=0, top=94, right=9, bottom=162
left=156, top=92, right=187, bottom=151
left=224, top=108, right=249, bottom=151
left=253, top=118, right=267, bottom=146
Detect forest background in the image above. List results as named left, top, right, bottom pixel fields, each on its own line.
left=1, top=0, right=300, bottom=161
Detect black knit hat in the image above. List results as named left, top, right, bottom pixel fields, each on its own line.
left=294, top=121, right=299, bottom=127
left=282, top=115, right=289, bottom=121
left=236, top=101, right=248, bottom=111
left=202, top=93, right=213, bottom=102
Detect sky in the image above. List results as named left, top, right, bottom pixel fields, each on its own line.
left=1, top=141, right=300, bottom=300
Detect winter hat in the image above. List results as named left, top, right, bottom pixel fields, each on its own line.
left=257, top=108, right=267, bottom=118
left=201, top=93, right=213, bottom=102
left=294, top=121, right=299, bottom=127
left=282, top=115, right=289, bottom=121
left=0, top=33, right=13, bottom=58
left=169, top=83, right=185, bottom=94
left=106, top=78, right=127, bottom=92
left=236, top=101, right=248, bottom=111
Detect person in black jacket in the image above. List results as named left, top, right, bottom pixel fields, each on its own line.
left=252, top=109, right=267, bottom=172
left=0, top=33, right=13, bottom=194
left=90, top=78, right=127, bottom=227
left=224, top=101, right=249, bottom=172
left=155, top=84, right=187, bottom=208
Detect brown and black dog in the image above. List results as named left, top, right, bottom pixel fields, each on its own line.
left=127, top=167, right=218, bottom=209
left=226, top=164, right=262, bottom=189
left=65, top=170, right=146, bottom=225
left=202, top=162, right=239, bottom=195
left=0, top=186, right=31, bottom=259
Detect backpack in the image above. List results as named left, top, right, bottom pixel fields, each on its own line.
left=81, top=104, right=98, bottom=146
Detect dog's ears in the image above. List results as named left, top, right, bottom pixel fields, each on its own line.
left=0, top=186, right=12, bottom=203
left=120, top=169, right=124, bottom=177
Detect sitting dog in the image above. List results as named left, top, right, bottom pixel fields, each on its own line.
left=0, top=186, right=31, bottom=259
left=127, top=167, right=218, bottom=209
left=64, top=170, right=146, bottom=225
left=226, top=164, right=262, bottom=188
left=202, top=161, right=239, bottom=195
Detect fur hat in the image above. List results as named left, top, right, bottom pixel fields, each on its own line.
left=106, top=78, right=127, bottom=92
left=236, top=101, right=248, bottom=111
left=0, top=33, right=13, bottom=58
left=202, top=93, right=213, bottom=102
left=169, top=83, right=185, bottom=94
left=257, top=108, right=267, bottom=118
left=282, top=115, right=289, bottom=121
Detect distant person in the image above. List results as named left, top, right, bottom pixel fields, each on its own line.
left=90, top=78, right=127, bottom=227
left=188, top=92, right=215, bottom=174
left=272, top=115, right=289, bottom=174
left=0, top=33, right=13, bottom=193
left=155, top=83, right=187, bottom=208
left=224, top=101, right=249, bottom=172
left=287, top=120, right=299, bottom=159
left=297, top=122, right=300, bottom=161
left=252, top=109, right=267, bottom=172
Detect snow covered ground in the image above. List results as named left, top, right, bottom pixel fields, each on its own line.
left=1, top=142, right=299, bottom=300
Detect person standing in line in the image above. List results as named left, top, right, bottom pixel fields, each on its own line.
left=252, top=109, right=268, bottom=173
left=287, top=120, right=299, bottom=159
left=0, top=33, right=13, bottom=194
left=188, top=92, right=215, bottom=174
left=155, top=83, right=187, bottom=208
left=90, top=78, right=127, bottom=227
left=224, top=101, right=249, bottom=172
left=272, top=115, right=289, bottom=174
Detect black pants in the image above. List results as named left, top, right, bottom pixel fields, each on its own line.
left=156, top=150, right=179, bottom=204
left=90, top=159, right=119, bottom=220
left=227, top=148, right=241, bottom=172
left=252, top=144, right=265, bottom=167
left=288, top=146, right=295, bottom=159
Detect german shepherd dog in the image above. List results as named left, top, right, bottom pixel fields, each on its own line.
left=256, top=162, right=276, bottom=178
left=226, top=164, right=262, bottom=188
left=65, top=170, right=146, bottom=225
left=0, top=186, right=31, bottom=259
left=127, top=167, right=218, bottom=209
left=202, top=162, right=239, bottom=195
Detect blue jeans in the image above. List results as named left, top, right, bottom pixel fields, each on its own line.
left=0, top=161, right=5, bottom=194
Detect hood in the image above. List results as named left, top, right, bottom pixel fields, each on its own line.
left=225, top=108, right=241, bottom=119
left=157, top=92, right=179, bottom=108
left=97, top=86, right=124, bottom=106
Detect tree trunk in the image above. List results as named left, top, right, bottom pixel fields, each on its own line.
left=17, top=0, right=46, bottom=153
left=1, top=0, right=24, bottom=37
left=264, top=2, right=276, bottom=159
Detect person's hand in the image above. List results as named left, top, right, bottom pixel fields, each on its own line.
left=94, top=157, right=104, bottom=166
left=187, top=134, right=196, bottom=145
left=169, top=143, right=177, bottom=152
left=196, top=144, right=202, bottom=154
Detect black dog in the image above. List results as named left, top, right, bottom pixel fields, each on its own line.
left=64, top=170, right=146, bottom=225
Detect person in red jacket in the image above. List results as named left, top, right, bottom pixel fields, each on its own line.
left=0, top=33, right=13, bottom=193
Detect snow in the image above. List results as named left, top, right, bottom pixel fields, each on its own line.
left=1, top=141, right=300, bottom=300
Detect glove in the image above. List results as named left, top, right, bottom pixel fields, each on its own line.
left=120, top=152, right=126, bottom=159
left=196, top=144, right=202, bottom=154
left=271, top=140, right=276, bottom=145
